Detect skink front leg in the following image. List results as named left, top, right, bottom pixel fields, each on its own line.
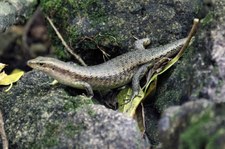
left=72, top=81, right=94, bottom=97
left=134, top=38, right=151, bottom=50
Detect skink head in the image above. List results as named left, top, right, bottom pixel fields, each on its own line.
left=27, top=56, right=62, bottom=71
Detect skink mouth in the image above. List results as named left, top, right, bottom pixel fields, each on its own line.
left=27, top=59, right=35, bottom=67
left=27, top=59, right=41, bottom=68
left=27, top=60, right=33, bottom=67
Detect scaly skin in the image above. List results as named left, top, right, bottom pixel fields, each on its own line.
left=27, top=38, right=187, bottom=96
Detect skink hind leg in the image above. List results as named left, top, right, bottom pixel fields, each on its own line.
left=145, top=57, right=171, bottom=86
left=130, top=62, right=154, bottom=100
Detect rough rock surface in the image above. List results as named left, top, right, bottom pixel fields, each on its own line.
left=159, top=99, right=225, bottom=149
left=38, top=1, right=203, bottom=143
left=0, top=71, right=147, bottom=148
left=40, top=0, right=201, bottom=65
left=2, top=0, right=225, bottom=148
left=157, top=0, right=225, bottom=148
left=0, top=0, right=37, bottom=32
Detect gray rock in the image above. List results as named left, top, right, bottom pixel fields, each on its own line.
left=158, top=99, right=225, bottom=149
left=157, top=1, right=225, bottom=148
left=3, top=0, right=223, bottom=148
left=0, top=71, right=148, bottom=148
left=187, top=0, right=225, bottom=102
left=40, top=0, right=201, bottom=65
left=0, top=2, right=16, bottom=32
left=158, top=100, right=212, bottom=148
left=0, top=0, right=37, bottom=32
left=69, top=105, right=147, bottom=149
left=38, top=1, right=203, bottom=143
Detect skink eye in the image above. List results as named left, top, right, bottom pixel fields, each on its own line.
left=38, top=63, right=44, bottom=66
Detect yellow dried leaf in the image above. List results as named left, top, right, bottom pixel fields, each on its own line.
left=0, top=69, right=24, bottom=85
left=0, top=71, right=7, bottom=80
left=4, top=83, right=13, bottom=92
left=118, top=88, right=145, bottom=117
left=0, top=63, right=6, bottom=72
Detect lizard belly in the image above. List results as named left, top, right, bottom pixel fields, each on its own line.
left=66, top=66, right=138, bottom=90
left=89, top=68, right=137, bottom=90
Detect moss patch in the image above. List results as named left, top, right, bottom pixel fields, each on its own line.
left=63, top=96, right=93, bottom=112
left=32, top=123, right=60, bottom=148
left=201, top=12, right=214, bottom=27
left=179, top=109, right=214, bottom=149
left=64, top=121, right=86, bottom=138
left=39, top=0, right=121, bottom=59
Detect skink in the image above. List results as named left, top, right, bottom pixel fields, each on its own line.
left=27, top=38, right=187, bottom=97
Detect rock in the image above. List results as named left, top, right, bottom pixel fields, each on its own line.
left=0, top=0, right=37, bottom=32
left=158, top=99, right=225, bottom=149
left=0, top=71, right=148, bottom=148
left=3, top=0, right=225, bottom=148
left=157, top=1, right=225, bottom=148
left=158, top=100, right=212, bottom=148
left=38, top=1, right=203, bottom=143
left=40, top=0, right=201, bottom=65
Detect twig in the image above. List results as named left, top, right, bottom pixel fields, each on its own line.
left=176, top=18, right=199, bottom=57
left=0, top=110, right=8, bottom=149
left=46, top=16, right=87, bottom=66
left=78, top=36, right=110, bottom=61
left=143, top=18, right=200, bottom=95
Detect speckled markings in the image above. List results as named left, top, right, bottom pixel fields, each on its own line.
left=27, top=38, right=187, bottom=95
